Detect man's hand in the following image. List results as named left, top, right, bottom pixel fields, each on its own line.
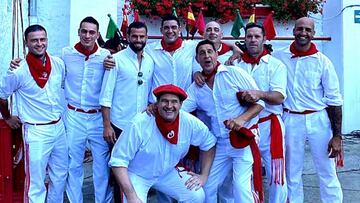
left=193, top=71, right=206, bottom=87
left=240, top=90, right=263, bottom=103
left=10, top=58, right=21, bottom=70
left=103, top=55, right=116, bottom=70
left=224, top=45, right=243, bottom=65
left=224, top=117, right=245, bottom=131
left=144, top=103, right=157, bottom=116
left=103, top=125, right=117, bottom=144
left=5, top=116, right=21, bottom=129
left=328, top=136, right=342, bottom=158
left=185, top=171, right=207, bottom=191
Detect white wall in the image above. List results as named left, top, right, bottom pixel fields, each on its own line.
left=329, top=0, right=360, bottom=133
left=69, top=0, right=117, bottom=47
left=0, top=0, right=28, bottom=76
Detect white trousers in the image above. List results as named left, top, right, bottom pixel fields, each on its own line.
left=283, top=109, right=343, bottom=203
left=125, top=168, right=205, bottom=203
left=23, top=119, right=68, bottom=203
left=64, top=109, right=112, bottom=203
left=258, top=115, right=288, bottom=203
left=203, top=138, right=254, bottom=203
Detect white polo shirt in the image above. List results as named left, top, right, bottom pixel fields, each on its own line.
left=62, top=46, right=110, bottom=110
left=99, top=47, right=154, bottom=129
left=273, top=47, right=343, bottom=111
left=0, top=55, right=65, bottom=123
left=109, top=110, right=216, bottom=179
left=182, top=64, right=264, bottom=138
left=238, top=54, right=287, bottom=117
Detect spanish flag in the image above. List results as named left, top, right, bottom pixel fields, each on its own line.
left=186, top=4, right=196, bottom=36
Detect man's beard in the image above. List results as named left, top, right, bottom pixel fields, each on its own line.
left=129, top=42, right=145, bottom=52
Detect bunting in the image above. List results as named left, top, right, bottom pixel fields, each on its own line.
left=186, top=4, right=196, bottom=37
left=248, top=7, right=256, bottom=23
left=194, top=9, right=205, bottom=36
left=133, top=9, right=140, bottom=22
left=263, top=11, right=276, bottom=40
left=231, top=9, right=245, bottom=38
left=106, top=14, right=119, bottom=39
left=120, top=7, right=128, bottom=39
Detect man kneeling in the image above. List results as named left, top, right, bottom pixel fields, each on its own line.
left=109, top=84, right=216, bottom=203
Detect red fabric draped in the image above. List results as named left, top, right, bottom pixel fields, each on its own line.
left=26, top=52, right=52, bottom=88
left=74, top=42, right=98, bottom=61
left=155, top=111, right=179, bottom=144
left=242, top=48, right=270, bottom=65
left=290, top=42, right=318, bottom=58
left=161, top=37, right=183, bottom=52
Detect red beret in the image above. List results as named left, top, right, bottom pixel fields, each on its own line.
left=229, top=127, right=255, bottom=149
left=153, top=84, right=188, bottom=101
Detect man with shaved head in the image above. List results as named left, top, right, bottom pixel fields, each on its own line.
left=274, top=17, right=343, bottom=202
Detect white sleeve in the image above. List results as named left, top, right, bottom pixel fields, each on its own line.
left=182, top=84, right=198, bottom=112
left=99, top=67, right=117, bottom=107
left=109, top=123, right=142, bottom=167
left=320, top=55, right=343, bottom=106
left=187, top=114, right=217, bottom=151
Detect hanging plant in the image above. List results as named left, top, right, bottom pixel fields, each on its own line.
left=129, top=0, right=325, bottom=23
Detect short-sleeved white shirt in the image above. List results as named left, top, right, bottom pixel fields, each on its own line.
left=182, top=64, right=264, bottom=138
left=0, top=55, right=65, bottom=123
left=62, top=46, right=110, bottom=110
left=109, top=111, right=216, bottom=179
left=273, top=47, right=343, bottom=111
left=99, top=47, right=154, bottom=129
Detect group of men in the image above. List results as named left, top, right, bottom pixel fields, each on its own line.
left=0, top=13, right=343, bottom=203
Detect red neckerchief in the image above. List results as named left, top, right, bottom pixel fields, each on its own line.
left=161, top=37, right=183, bottom=52
left=26, top=52, right=52, bottom=88
left=155, top=111, right=179, bottom=144
left=242, top=48, right=270, bottom=65
left=217, top=42, right=231, bottom=56
left=202, top=61, right=220, bottom=81
left=74, top=42, right=98, bottom=61
left=259, top=114, right=285, bottom=185
left=290, top=41, right=318, bottom=58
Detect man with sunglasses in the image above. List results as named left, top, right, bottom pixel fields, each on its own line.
left=99, top=21, right=154, bottom=202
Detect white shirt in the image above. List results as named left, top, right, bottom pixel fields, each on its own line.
left=238, top=54, right=287, bottom=117
left=182, top=64, right=264, bottom=138
left=273, top=47, right=343, bottom=111
left=217, top=45, right=233, bottom=64
left=99, top=47, right=154, bottom=129
left=0, top=55, right=65, bottom=123
left=62, top=46, right=110, bottom=110
left=146, top=40, right=201, bottom=102
left=109, top=111, right=216, bottom=179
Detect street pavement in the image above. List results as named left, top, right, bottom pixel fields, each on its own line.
left=65, top=132, right=360, bottom=203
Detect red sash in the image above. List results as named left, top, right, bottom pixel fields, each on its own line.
left=259, top=113, right=285, bottom=185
